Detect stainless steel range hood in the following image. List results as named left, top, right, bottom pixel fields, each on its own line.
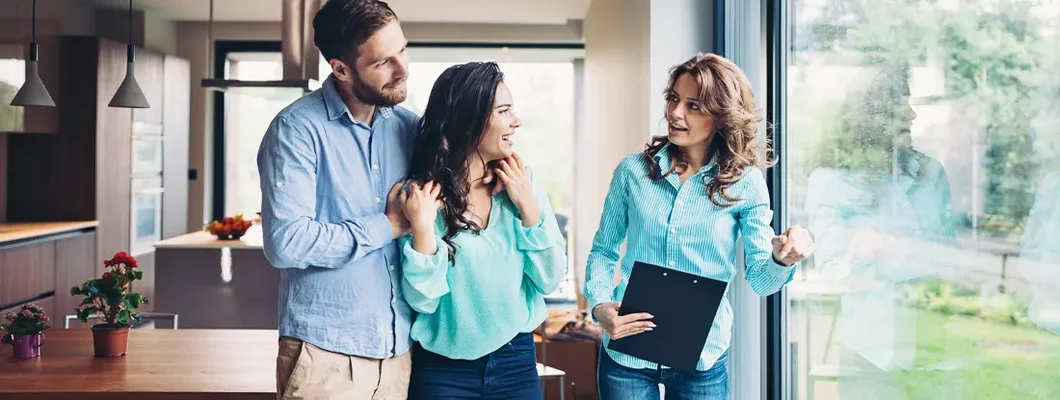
left=201, top=0, right=321, bottom=92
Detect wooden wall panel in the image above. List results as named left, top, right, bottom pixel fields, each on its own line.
left=131, top=49, right=164, bottom=125
left=53, top=232, right=97, bottom=327
left=95, top=38, right=132, bottom=262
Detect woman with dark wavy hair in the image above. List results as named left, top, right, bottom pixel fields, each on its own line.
left=397, top=61, right=567, bottom=399
left=584, top=53, right=815, bottom=399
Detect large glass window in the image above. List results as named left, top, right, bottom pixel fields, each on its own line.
left=782, top=0, right=1060, bottom=399
left=221, top=51, right=304, bottom=219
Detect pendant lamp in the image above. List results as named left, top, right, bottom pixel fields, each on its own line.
left=108, top=0, right=149, bottom=108
left=11, top=0, right=55, bottom=107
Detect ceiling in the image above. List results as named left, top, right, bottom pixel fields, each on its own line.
left=78, top=0, right=593, bottom=24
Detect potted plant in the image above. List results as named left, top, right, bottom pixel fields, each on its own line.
left=205, top=214, right=253, bottom=240
left=70, top=251, right=148, bottom=357
left=1, top=303, right=50, bottom=358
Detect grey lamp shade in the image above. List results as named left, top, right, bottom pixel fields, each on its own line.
left=11, top=56, right=55, bottom=107
left=109, top=46, right=150, bottom=109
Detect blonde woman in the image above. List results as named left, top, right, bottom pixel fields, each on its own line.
left=584, top=53, right=814, bottom=399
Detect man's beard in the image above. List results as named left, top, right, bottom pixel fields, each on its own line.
left=351, top=74, right=407, bottom=107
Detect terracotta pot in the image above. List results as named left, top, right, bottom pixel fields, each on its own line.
left=2, top=333, right=45, bottom=358
left=91, top=324, right=130, bottom=357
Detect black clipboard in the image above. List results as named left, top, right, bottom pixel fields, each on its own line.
left=606, top=261, right=728, bottom=372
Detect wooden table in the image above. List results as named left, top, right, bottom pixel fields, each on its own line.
left=0, top=329, right=277, bottom=399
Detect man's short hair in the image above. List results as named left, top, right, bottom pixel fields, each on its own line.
left=313, top=0, right=398, bottom=63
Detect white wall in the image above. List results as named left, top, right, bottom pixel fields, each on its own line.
left=649, top=0, right=715, bottom=134
left=144, top=13, right=178, bottom=55
left=574, top=0, right=652, bottom=308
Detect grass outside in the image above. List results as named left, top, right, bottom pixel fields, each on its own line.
left=888, top=309, right=1060, bottom=399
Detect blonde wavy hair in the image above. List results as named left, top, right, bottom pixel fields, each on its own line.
left=644, top=53, right=774, bottom=207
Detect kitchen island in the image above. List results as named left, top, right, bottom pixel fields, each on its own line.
left=152, top=226, right=279, bottom=329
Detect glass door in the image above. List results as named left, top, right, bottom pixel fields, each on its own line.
left=213, top=42, right=305, bottom=221
left=778, top=0, right=1060, bottom=399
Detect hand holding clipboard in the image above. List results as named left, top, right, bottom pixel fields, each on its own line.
left=592, top=303, right=655, bottom=340
left=599, top=261, right=729, bottom=372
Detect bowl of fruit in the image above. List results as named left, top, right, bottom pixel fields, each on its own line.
left=205, top=214, right=253, bottom=240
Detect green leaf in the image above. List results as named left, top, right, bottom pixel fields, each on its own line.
left=116, top=310, right=132, bottom=326
left=125, top=293, right=143, bottom=310
left=76, top=306, right=98, bottom=323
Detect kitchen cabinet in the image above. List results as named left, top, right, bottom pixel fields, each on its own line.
left=0, top=228, right=95, bottom=326
left=5, top=37, right=190, bottom=311
left=0, top=240, right=55, bottom=307
left=162, top=56, right=190, bottom=240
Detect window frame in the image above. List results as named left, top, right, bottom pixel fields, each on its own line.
left=210, top=40, right=284, bottom=223
left=763, top=0, right=790, bottom=398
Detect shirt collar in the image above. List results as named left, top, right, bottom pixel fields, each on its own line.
left=652, top=141, right=720, bottom=176
left=322, top=74, right=394, bottom=124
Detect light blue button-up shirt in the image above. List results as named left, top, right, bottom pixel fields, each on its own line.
left=257, top=74, right=419, bottom=358
left=584, top=144, right=796, bottom=371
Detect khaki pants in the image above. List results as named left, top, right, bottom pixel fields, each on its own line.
left=276, top=337, right=412, bottom=400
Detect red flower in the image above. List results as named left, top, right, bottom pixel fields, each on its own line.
left=102, top=271, right=113, bottom=282
left=103, top=251, right=138, bottom=271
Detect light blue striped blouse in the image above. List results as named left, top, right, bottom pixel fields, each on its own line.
left=584, top=143, right=797, bottom=371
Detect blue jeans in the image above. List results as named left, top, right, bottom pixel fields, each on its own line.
left=409, top=332, right=542, bottom=399
left=598, top=349, right=729, bottom=400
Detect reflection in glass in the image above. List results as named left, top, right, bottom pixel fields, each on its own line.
left=786, top=0, right=1060, bottom=399
left=1018, top=171, right=1060, bottom=334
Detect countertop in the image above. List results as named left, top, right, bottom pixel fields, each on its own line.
left=0, top=221, right=98, bottom=246
left=154, top=225, right=263, bottom=250
left=0, top=329, right=276, bottom=399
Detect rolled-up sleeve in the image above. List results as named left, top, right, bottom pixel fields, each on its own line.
left=739, top=169, right=797, bottom=296
left=257, top=116, right=394, bottom=269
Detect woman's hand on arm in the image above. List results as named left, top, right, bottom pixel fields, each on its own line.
left=400, top=181, right=443, bottom=255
